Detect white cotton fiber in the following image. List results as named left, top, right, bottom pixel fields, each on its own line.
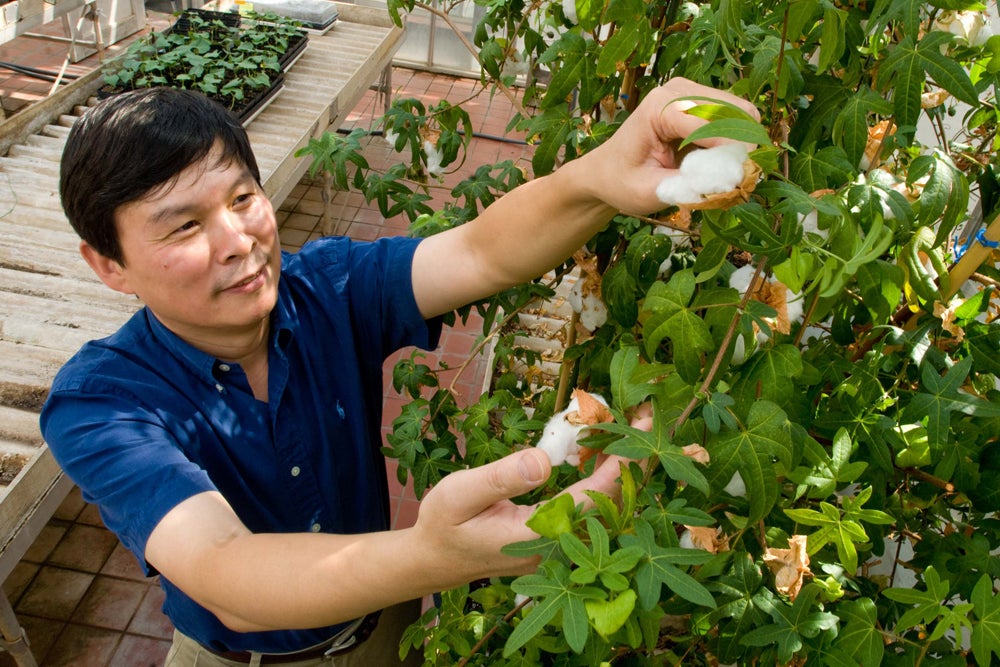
left=568, top=280, right=608, bottom=332
left=535, top=393, right=608, bottom=466
left=562, top=0, right=578, bottom=24
left=656, top=143, right=748, bottom=206
left=423, top=140, right=444, bottom=176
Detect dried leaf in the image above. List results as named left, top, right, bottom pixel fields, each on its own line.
left=863, top=120, right=895, bottom=170
left=681, top=443, right=711, bottom=464
left=933, top=299, right=965, bottom=342
left=684, top=525, right=730, bottom=553
left=572, top=251, right=603, bottom=297
left=756, top=280, right=792, bottom=335
left=921, top=89, right=951, bottom=109
left=567, top=389, right=614, bottom=426
left=763, top=534, right=812, bottom=600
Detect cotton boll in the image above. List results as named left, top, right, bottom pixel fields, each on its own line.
left=655, top=179, right=703, bottom=206
left=730, top=332, right=749, bottom=365
left=799, top=210, right=828, bottom=242
left=535, top=412, right=582, bottom=466
left=561, top=0, right=577, bottom=24
left=384, top=129, right=399, bottom=148
left=728, top=264, right=756, bottom=294
left=724, top=470, right=747, bottom=497
left=568, top=279, right=608, bottom=332
left=678, top=530, right=696, bottom=550
left=535, top=392, right=609, bottom=466
left=656, top=143, right=749, bottom=206
left=423, top=140, right=444, bottom=176
left=729, top=264, right=803, bottom=342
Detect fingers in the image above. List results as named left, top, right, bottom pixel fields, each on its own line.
left=629, top=402, right=654, bottom=432
left=425, top=448, right=552, bottom=527
left=653, top=77, right=761, bottom=150
left=556, top=402, right=655, bottom=507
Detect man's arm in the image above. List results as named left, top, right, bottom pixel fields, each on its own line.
left=411, top=77, right=760, bottom=318
left=146, top=446, right=633, bottom=632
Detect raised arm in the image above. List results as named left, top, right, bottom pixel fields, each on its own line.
left=411, top=77, right=760, bottom=318
left=146, top=445, right=632, bottom=631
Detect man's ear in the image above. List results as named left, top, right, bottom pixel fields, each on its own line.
left=79, top=241, right=134, bottom=295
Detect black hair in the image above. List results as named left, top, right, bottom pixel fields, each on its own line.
left=59, top=87, right=261, bottom=264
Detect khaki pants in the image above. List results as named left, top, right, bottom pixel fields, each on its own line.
left=164, top=600, right=424, bottom=667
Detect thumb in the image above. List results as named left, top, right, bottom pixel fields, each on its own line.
left=427, top=449, right=552, bottom=526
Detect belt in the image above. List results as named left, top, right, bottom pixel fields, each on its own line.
left=205, top=611, right=382, bottom=664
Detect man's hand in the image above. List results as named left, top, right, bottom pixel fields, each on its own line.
left=412, top=403, right=656, bottom=578
left=584, top=77, right=762, bottom=216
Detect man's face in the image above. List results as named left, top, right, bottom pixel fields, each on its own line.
left=97, top=144, right=281, bottom=347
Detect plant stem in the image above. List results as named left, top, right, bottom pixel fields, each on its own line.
left=670, top=259, right=768, bottom=438
left=554, top=311, right=580, bottom=412
left=412, top=1, right=529, bottom=118
left=906, top=468, right=955, bottom=493
left=457, top=596, right=533, bottom=667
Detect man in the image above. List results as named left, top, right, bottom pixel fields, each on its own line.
left=41, top=78, right=757, bottom=665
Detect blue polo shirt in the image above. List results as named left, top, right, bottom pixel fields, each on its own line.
left=39, top=236, right=440, bottom=654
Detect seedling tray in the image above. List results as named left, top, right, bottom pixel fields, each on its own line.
left=167, top=8, right=241, bottom=34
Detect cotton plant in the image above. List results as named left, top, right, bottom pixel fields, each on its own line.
left=728, top=264, right=804, bottom=364
left=361, top=1, right=1000, bottom=664
left=534, top=389, right=612, bottom=467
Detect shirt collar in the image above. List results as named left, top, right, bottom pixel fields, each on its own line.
left=142, top=298, right=297, bottom=386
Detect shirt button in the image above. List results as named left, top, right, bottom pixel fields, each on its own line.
left=290, top=466, right=301, bottom=477
left=310, top=523, right=321, bottom=532
left=215, top=383, right=225, bottom=393
left=218, top=363, right=231, bottom=372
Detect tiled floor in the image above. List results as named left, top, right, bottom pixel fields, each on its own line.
left=0, top=7, right=533, bottom=665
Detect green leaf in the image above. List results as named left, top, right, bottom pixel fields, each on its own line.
left=817, top=7, right=847, bottom=73
left=971, top=573, right=1000, bottom=666
left=742, top=586, right=839, bottom=664
left=609, top=345, right=654, bottom=410
left=833, top=87, right=893, bottom=167
left=878, top=32, right=978, bottom=139
left=526, top=492, right=576, bottom=539
left=731, top=344, right=804, bottom=417
left=884, top=566, right=950, bottom=631
left=602, top=261, right=639, bottom=328
left=602, top=416, right=710, bottom=495
left=508, top=563, right=604, bottom=655
left=903, top=357, right=1000, bottom=453
left=679, top=118, right=772, bottom=150
left=542, top=34, right=587, bottom=107
left=620, top=520, right=715, bottom=609
left=642, top=271, right=715, bottom=383
left=790, top=145, right=854, bottom=192
left=706, top=400, right=793, bottom=523
left=693, top=237, right=730, bottom=283
left=597, top=20, right=642, bottom=77
left=585, top=589, right=637, bottom=638
left=522, top=104, right=575, bottom=176
left=836, top=598, right=885, bottom=667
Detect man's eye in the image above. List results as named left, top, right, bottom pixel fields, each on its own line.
left=234, top=193, right=254, bottom=206
left=175, top=220, right=198, bottom=234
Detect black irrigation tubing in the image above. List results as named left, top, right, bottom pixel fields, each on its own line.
left=0, top=61, right=80, bottom=83
left=338, top=126, right=530, bottom=146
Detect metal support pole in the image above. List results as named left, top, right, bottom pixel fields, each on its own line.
left=0, top=592, right=36, bottom=667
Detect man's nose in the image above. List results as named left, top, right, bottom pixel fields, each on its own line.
left=215, top=211, right=256, bottom=260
